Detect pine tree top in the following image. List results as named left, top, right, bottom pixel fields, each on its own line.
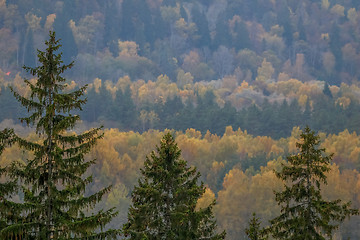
left=123, top=132, right=225, bottom=239
left=270, top=126, right=359, bottom=240
left=1, top=31, right=120, bottom=239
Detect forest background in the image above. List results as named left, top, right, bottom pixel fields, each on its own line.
left=1, top=0, right=360, bottom=239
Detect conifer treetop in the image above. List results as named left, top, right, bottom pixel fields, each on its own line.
left=123, top=132, right=226, bottom=239
left=270, top=126, right=359, bottom=239
left=0, top=31, right=120, bottom=239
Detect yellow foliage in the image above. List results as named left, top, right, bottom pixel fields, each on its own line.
left=69, top=14, right=103, bottom=50
left=106, top=183, right=129, bottom=208
left=322, top=165, right=360, bottom=204
left=216, top=166, right=282, bottom=239
left=118, top=40, right=139, bottom=57
left=156, top=74, right=170, bottom=87
left=196, top=188, right=216, bottom=210
left=115, top=75, right=132, bottom=92
left=277, top=72, right=290, bottom=82
left=25, top=13, right=42, bottom=31
left=239, top=80, right=249, bottom=90
left=12, top=73, right=30, bottom=97
left=105, top=80, right=117, bottom=99
left=348, top=8, right=358, bottom=24
left=321, top=33, right=329, bottom=41
left=288, top=127, right=302, bottom=153
left=270, top=25, right=284, bottom=37
left=335, top=96, right=351, bottom=109
left=338, top=83, right=360, bottom=103
left=174, top=18, right=196, bottom=38
left=64, top=80, right=77, bottom=92
left=331, top=4, right=345, bottom=17
left=256, top=58, right=274, bottom=83
left=321, top=0, right=330, bottom=10
left=224, top=126, right=234, bottom=136
left=2, top=127, right=360, bottom=237
left=298, top=94, right=309, bottom=108
left=221, top=75, right=238, bottom=90
left=298, top=81, right=322, bottom=99
left=322, top=130, right=360, bottom=167
left=270, top=144, right=284, bottom=155
left=329, top=85, right=340, bottom=96
left=350, top=147, right=360, bottom=163
left=93, top=78, right=102, bottom=93
left=176, top=70, right=194, bottom=88
left=271, top=78, right=302, bottom=96
left=185, top=128, right=202, bottom=139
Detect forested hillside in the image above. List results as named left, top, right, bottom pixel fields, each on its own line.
left=1, top=0, right=360, bottom=137
left=1, top=125, right=360, bottom=239
left=1, top=0, right=360, bottom=239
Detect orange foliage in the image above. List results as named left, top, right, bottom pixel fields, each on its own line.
left=1, top=126, right=360, bottom=238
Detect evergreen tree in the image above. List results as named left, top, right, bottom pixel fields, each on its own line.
left=0, top=129, right=20, bottom=240
left=269, top=127, right=359, bottom=240
left=233, top=20, right=252, bottom=51
left=245, top=213, right=267, bottom=240
left=0, top=86, right=22, bottom=121
left=123, top=133, right=226, bottom=240
left=212, top=15, right=231, bottom=49
left=1, top=32, right=119, bottom=239
left=191, top=6, right=211, bottom=48
left=53, top=11, right=78, bottom=65
left=108, top=86, right=137, bottom=130
left=322, top=82, right=332, bottom=99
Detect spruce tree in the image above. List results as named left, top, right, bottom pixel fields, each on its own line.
left=0, top=128, right=20, bottom=239
left=245, top=213, right=267, bottom=240
left=123, top=132, right=226, bottom=240
left=1, top=31, right=119, bottom=239
left=269, top=127, right=359, bottom=239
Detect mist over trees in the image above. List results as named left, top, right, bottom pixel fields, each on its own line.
left=1, top=0, right=360, bottom=138
left=1, top=0, right=360, bottom=239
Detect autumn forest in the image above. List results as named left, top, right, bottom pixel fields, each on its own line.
left=1, top=0, right=360, bottom=239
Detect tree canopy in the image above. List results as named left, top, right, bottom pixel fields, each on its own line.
left=123, top=132, right=226, bottom=239
left=269, top=127, right=359, bottom=239
left=0, top=31, right=119, bottom=239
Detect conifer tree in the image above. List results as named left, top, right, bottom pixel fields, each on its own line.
left=123, top=132, right=226, bottom=240
left=0, top=128, right=20, bottom=239
left=245, top=213, right=267, bottom=240
left=1, top=31, right=119, bottom=239
left=269, top=127, right=359, bottom=239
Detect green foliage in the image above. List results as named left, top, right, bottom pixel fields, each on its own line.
left=1, top=32, right=119, bottom=239
left=123, top=132, right=226, bottom=239
left=322, top=82, right=332, bottom=98
left=269, top=127, right=359, bottom=239
left=245, top=213, right=267, bottom=240
left=0, top=129, right=19, bottom=238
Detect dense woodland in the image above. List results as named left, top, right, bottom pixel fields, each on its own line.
left=1, top=0, right=360, bottom=138
left=2, top=123, right=360, bottom=239
left=1, top=0, right=360, bottom=239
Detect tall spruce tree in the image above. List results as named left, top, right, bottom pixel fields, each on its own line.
left=123, top=132, right=226, bottom=240
left=269, top=127, right=359, bottom=239
left=1, top=32, right=119, bottom=239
